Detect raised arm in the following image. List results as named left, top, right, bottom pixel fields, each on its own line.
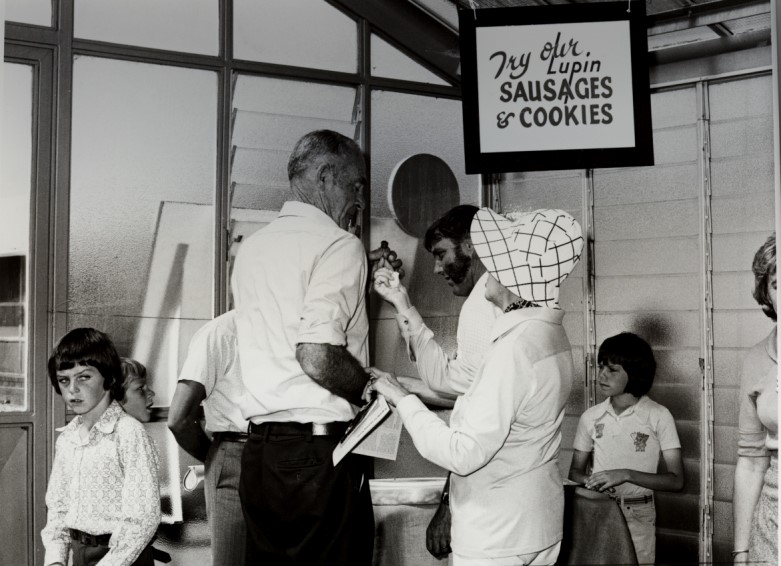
left=168, top=380, right=210, bottom=462
left=373, top=267, right=475, bottom=396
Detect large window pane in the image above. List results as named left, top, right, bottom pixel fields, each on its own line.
left=69, top=57, right=217, bottom=407
left=74, top=0, right=219, bottom=56
left=371, top=34, right=450, bottom=86
left=0, top=63, right=32, bottom=412
left=5, top=0, right=52, bottom=26
left=234, top=0, right=357, bottom=73
left=228, top=75, right=359, bottom=307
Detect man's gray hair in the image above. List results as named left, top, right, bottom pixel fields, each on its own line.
left=287, top=130, right=361, bottom=181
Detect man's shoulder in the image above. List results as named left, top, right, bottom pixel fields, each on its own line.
left=199, top=311, right=238, bottom=340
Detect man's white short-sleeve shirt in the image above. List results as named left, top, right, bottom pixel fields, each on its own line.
left=231, top=201, right=369, bottom=424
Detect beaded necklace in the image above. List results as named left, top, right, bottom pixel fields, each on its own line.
left=504, top=299, right=540, bottom=313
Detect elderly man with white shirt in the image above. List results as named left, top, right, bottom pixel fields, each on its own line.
left=230, top=129, right=400, bottom=566
left=368, top=208, right=583, bottom=566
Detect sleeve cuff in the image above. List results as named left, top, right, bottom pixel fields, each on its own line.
left=396, top=393, right=428, bottom=421
left=44, top=544, right=69, bottom=566
left=296, top=320, right=347, bottom=347
left=395, top=307, right=425, bottom=362
left=395, top=306, right=424, bottom=336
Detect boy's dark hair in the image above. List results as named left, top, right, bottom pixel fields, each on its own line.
left=47, top=328, right=125, bottom=402
left=751, top=233, right=776, bottom=321
left=598, top=332, right=656, bottom=397
left=424, top=205, right=479, bottom=252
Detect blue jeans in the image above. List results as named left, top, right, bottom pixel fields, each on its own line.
left=205, top=437, right=247, bottom=566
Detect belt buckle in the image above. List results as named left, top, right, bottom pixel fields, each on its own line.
left=312, top=423, right=328, bottom=436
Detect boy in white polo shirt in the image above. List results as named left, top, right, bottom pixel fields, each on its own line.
left=569, top=332, right=684, bottom=565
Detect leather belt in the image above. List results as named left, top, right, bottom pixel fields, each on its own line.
left=611, top=494, right=654, bottom=505
left=249, top=421, right=348, bottom=437
left=70, top=529, right=111, bottom=547
left=212, top=431, right=249, bottom=443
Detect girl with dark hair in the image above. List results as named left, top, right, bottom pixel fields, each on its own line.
left=42, top=328, right=160, bottom=566
left=733, top=234, right=777, bottom=565
left=569, top=332, right=684, bottom=565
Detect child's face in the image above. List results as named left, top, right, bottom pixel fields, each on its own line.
left=597, top=361, right=629, bottom=397
left=56, top=363, right=111, bottom=420
left=121, top=376, right=155, bottom=423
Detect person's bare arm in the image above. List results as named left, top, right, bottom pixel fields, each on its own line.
left=732, top=455, right=770, bottom=562
left=167, top=380, right=211, bottom=462
left=568, top=449, right=592, bottom=486
left=585, top=448, right=685, bottom=493
left=296, top=343, right=370, bottom=406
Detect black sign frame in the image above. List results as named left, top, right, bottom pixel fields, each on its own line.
left=459, top=1, right=654, bottom=174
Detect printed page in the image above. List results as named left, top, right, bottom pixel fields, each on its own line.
left=353, top=407, right=402, bottom=460
left=332, top=396, right=391, bottom=466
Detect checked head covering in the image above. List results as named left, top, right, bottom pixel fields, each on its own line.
left=470, top=208, right=584, bottom=308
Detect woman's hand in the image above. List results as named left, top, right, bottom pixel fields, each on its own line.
left=365, top=367, right=410, bottom=407
left=585, top=469, right=630, bottom=492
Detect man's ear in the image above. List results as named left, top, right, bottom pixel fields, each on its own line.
left=462, top=238, right=475, bottom=255
left=316, top=162, right=334, bottom=193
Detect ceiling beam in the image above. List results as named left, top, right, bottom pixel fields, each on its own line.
left=648, top=0, right=769, bottom=35
left=327, top=0, right=461, bottom=86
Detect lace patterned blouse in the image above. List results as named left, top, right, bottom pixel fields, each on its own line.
left=41, top=401, right=161, bottom=566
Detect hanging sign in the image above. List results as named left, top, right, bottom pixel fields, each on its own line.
left=459, top=1, right=654, bottom=174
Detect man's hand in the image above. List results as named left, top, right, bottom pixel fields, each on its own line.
left=426, top=501, right=452, bottom=559
left=368, top=241, right=404, bottom=283
left=364, top=367, right=410, bottom=406
left=373, top=267, right=411, bottom=311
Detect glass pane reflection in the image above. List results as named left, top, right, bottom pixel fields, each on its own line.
left=228, top=75, right=359, bottom=308
left=68, top=57, right=217, bottom=407
left=0, top=63, right=33, bottom=412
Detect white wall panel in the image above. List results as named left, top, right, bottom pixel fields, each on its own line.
left=650, top=88, right=698, bottom=128
left=594, top=200, right=700, bottom=240
left=710, top=156, right=774, bottom=197
left=595, top=237, right=700, bottom=275
left=595, top=274, right=699, bottom=311
left=652, top=126, right=699, bottom=164
left=593, top=164, right=699, bottom=204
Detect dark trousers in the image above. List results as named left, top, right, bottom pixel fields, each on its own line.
left=240, top=426, right=374, bottom=566
left=71, top=539, right=154, bottom=566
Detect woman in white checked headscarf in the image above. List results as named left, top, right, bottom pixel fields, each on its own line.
left=367, top=208, right=583, bottom=566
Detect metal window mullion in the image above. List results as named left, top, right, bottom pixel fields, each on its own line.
left=583, top=169, right=597, bottom=408
left=215, top=0, right=232, bottom=316
left=358, top=18, right=371, bottom=253
left=696, top=80, right=716, bottom=566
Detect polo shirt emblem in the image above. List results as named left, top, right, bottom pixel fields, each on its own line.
left=630, top=432, right=649, bottom=452
left=594, top=423, right=604, bottom=439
